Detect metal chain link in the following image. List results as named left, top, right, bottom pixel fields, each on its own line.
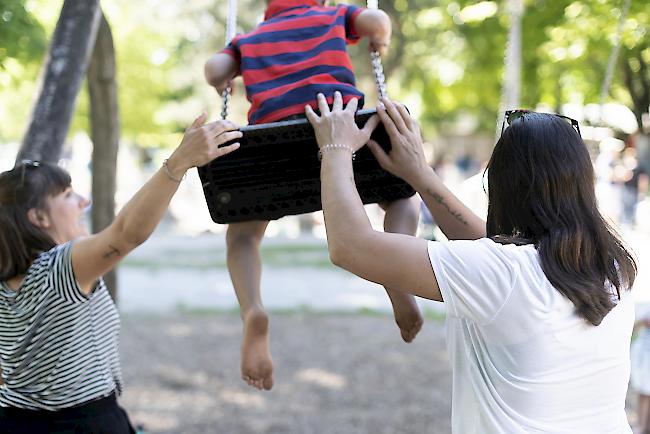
left=221, top=0, right=238, bottom=119
left=370, top=51, right=388, bottom=100
left=367, top=0, right=387, bottom=100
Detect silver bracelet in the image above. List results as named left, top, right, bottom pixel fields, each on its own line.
left=317, top=144, right=355, bottom=161
left=162, top=159, right=186, bottom=182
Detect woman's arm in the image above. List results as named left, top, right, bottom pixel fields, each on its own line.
left=307, top=93, right=441, bottom=301
left=71, top=114, right=241, bottom=294
left=366, top=100, right=486, bottom=240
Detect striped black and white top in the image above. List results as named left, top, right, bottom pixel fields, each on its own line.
left=0, top=242, right=122, bottom=410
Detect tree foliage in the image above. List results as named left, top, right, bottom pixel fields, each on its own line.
left=0, top=0, right=648, bottom=147
left=0, top=0, right=46, bottom=67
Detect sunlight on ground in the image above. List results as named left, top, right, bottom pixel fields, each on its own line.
left=220, top=388, right=267, bottom=408
left=296, top=368, right=346, bottom=390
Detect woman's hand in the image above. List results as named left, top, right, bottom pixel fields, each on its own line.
left=305, top=92, right=379, bottom=153
left=166, top=113, right=242, bottom=178
left=366, top=98, right=430, bottom=186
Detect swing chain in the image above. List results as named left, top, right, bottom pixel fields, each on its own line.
left=371, top=50, right=388, bottom=100
left=221, top=0, right=238, bottom=120
left=367, top=0, right=387, bottom=100
left=221, top=84, right=232, bottom=120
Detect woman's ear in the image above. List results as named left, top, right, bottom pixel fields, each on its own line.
left=27, top=208, right=51, bottom=229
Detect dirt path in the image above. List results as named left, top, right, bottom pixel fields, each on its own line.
left=119, top=313, right=453, bottom=434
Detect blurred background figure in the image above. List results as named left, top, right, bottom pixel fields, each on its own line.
left=616, top=145, right=648, bottom=229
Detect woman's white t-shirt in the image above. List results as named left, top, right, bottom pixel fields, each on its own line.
left=428, top=238, right=633, bottom=434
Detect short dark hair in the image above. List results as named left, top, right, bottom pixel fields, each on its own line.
left=486, top=112, right=636, bottom=326
left=0, top=162, right=71, bottom=280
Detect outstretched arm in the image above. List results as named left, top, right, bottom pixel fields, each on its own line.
left=354, top=8, right=391, bottom=56
left=205, top=53, right=238, bottom=93
left=306, top=92, right=441, bottom=301
left=71, top=114, right=242, bottom=294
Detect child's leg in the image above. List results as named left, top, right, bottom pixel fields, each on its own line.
left=226, top=220, right=273, bottom=390
left=380, top=196, right=424, bottom=343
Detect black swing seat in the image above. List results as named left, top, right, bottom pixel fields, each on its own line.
left=198, top=108, right=416, bottom=224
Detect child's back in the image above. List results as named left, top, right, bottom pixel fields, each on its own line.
left=206, top=0, right=391, bottom=124
left=225, top=0, right=365, bottom=124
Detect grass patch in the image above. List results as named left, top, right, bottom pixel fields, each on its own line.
left=122, top=243, right=334, bottom=270
left=129, top=304, right=447, bottom=320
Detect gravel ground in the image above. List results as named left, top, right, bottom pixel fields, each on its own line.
left=119, top=312, right=453, bottom=434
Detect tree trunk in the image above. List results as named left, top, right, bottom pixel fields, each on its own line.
left=622, top=48, right=649, bottom=133
left=17, top=0, right=101, bottom=163
left=622, top=46, right=650, bottom=172
left=88, top=12, right=120, bottom=301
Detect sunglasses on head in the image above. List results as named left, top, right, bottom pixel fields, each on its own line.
left=501, top=109, right=581, bottom=137
left=16, top=159, right=41, bottom=190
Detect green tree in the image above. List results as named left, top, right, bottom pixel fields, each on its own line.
left=0, top=0, right=46, bottom=67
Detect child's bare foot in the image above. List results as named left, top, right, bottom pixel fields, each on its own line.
left=240, top=308, right=274, bottom=390
left=390, top=293, right=423, bottom=343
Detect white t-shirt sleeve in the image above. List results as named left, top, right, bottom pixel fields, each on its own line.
left=428, top=238, right=520, bottom=325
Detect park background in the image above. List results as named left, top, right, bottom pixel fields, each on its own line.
left=1, top=0, right=649, bottom=432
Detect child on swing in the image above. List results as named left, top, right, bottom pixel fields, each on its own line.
left=204, top=0, right=421, bottom=391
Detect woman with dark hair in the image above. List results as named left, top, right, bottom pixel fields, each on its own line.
left=307, top=92, right=637, bottom=433
left=0, top=114, right=241, bottom=433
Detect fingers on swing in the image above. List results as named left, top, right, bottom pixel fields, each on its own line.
left=395, top=103, right=416, bottom=132
left=381, top=98, right=409, bottom=134
left=332, top=91, right=343, bottom=111
left=376, top=102, right=401, bottom=138
left=215, top=141, right=240, bottom=158
left=305, top=104, right=318, bottom=123
left=213, top=130, right=242, bottom=153
left=317, top=93, right=330, bottom=114
left=361, top=113, right=380, bottom=133
left=191, top=112, right=208, bottom=129
left=344, top=95, right=359, bottom=113
left=207, top=119, right=237, bottom=135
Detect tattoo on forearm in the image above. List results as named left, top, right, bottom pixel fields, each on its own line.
left=102, top=244, right=122, bottom=260
left=426, top=189, right=469, bottom=226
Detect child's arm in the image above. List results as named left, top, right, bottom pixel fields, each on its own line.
left=205, top=53, right=238, bottom=93
left=354, top=9, right=391, bottom=56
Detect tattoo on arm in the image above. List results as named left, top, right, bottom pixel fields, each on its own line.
left=426, top=189, right=469, bottom=226
left=102, top=244, right=122, bottom=260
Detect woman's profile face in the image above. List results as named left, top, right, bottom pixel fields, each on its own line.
left=43, top=186, right=90, bottom=244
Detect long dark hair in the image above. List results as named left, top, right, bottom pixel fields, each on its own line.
left=486, top=113, right=636, bottom=326
left=0, top=162, right=71, bottom=281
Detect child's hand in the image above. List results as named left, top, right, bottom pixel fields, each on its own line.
left=368, top=37, right=389, bottom=56
left=216, top=81, right=234, bottom=96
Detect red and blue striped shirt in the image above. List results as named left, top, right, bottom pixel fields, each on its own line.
left=221, top=0, right=365, bottom=125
